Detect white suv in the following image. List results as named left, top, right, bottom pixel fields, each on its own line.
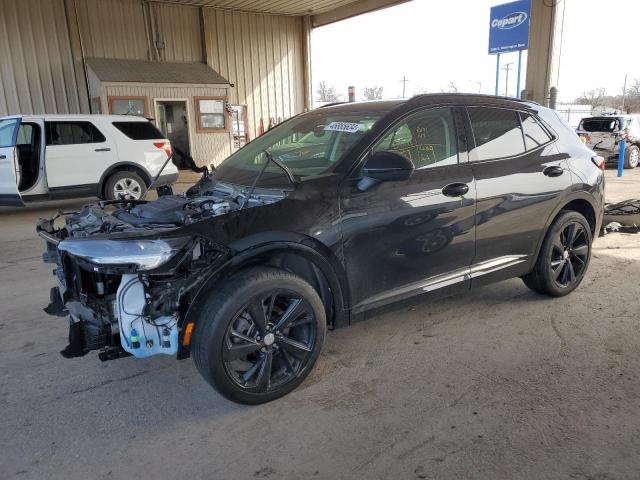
left=0, top=115, right=179, bottom=206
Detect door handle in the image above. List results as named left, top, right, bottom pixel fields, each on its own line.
left=442, top=182, right=469, bottom=197
left=95, top=147, right=111, bottom=152
left=543, top=166, right=564, bottom=177
left=0, top=154, right=5, bottom=159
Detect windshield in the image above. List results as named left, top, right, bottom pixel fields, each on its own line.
left=213, top=109, right=385, bottom=187
left=580, top=118, right=621, bottom=133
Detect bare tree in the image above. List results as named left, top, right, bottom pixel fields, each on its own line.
left=576, top=88, right=606, bottom=109
left=363, top=85, right=384, bottom=101
left=447, top=81, right=459, bottom=93
left=316, top=81, right=341, bottom=103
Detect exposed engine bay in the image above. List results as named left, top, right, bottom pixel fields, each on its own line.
left=37, top=176, right=288, bottom=362
left=40, top=178, right=286, bottom=239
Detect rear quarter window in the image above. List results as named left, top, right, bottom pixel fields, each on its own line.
left=112, top=121, right=165, bottom=140
left=520, top=113, right=553, bottom=150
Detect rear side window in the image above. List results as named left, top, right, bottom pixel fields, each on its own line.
left=46, top=121, right=105, bottom=145
left=112, top=121, right=164, bottom=140
left=520, top=113, right=552, bottom=150
left=469, top=107, right=525, bottom=160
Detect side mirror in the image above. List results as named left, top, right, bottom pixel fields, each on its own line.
left=358, top=151, right=414, bottom=190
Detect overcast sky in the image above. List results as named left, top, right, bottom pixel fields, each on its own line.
left=311, top=0, right=640, bottom=105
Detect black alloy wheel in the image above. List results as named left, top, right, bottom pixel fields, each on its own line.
left=549, top=221, right=590, bottom=289
left=223, top=292, right=317, bottom=393
left=522, top=210, right=592, bottom=297
left=191, top=267, right=326, bottom=404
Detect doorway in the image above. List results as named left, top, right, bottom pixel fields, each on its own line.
left=156, top=100, right=191, bottom=167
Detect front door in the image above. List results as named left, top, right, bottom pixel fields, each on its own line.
left=0, top=116, right=24, bottom=206
left=156, top=101, right=190, bottom=159
left=340, top=107, right=476, bottom=312
left=45, top=120, right=117, bottom=191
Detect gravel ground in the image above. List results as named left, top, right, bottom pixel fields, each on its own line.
left=0, top=169, right=638, bottom=480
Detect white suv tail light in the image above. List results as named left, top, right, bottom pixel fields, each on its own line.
left=153, top=141, right=172, bottom=158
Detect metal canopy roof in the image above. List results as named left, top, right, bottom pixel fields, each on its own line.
left=86, top=58, right=229, bottom=85
left=149, top=0, right=409, bottom=20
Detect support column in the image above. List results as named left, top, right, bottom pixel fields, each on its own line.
left=302, top=15, right=313, bottom=111
left=524, top=0, right=565, bottom=107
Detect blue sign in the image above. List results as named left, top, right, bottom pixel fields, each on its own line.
left=488, top=0, right=531, bottom=54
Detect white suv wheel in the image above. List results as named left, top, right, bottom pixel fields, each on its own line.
left=114, top=177, right=143, bottom=200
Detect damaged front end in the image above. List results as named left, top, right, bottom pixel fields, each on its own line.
left=37, top=179, right=287, bottom=362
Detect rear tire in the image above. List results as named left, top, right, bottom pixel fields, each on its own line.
left=104, top=170, right=146, bottom=201
left=522, top=210, right=592, bottom=297
left=624, top=145, right=639, bottom=169
left=191, top=267, right=326, bottom=404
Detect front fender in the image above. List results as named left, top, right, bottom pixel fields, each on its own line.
left=176, top=238, right=350, bottom=359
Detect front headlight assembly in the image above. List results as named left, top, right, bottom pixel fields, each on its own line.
left=58, top=237, right=190, bottom=271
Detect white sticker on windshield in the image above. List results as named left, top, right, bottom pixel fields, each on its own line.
left=324, top=122, right=362, bottom=133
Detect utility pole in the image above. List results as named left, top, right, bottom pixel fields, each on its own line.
left=400, top=76, right=408, bottom=98
left=474, top=81, right=482, bottom=94
left=502, top=62, right=513, bottom=97
left=621, top=73, right=628, bottom=112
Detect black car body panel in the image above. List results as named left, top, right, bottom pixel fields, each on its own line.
left=38, top=94, right=604, bottom=363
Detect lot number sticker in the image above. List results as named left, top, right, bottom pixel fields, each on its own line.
left=324, top=122, right=362, bottom=133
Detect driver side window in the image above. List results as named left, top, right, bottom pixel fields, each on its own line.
left=372, top=107, right=458, bottom=169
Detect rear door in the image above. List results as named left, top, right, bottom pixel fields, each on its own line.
left=466, top=106, right=572, bottom=285
left=0, top=116, right=24, bottom=206
left=44, top=120, right=117, bottom=190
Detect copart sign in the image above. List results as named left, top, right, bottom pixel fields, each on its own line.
left=488, top=0, right=531, bottom=54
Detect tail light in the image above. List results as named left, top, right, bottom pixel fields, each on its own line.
left=153, top=141, right=172, bottom=158
left=591, top=155, right=605, bottom=170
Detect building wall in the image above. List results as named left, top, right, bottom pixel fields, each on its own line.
left=101, top=82, right=232, bottom=167
left=0, top=0, right=307, bottom=158
left=0, top=0, right=88, bottom=115
left=153, top=3, right=203, bottom=63
left=75, top=0, right=150, bottom=60
left=203, top=8, right=306, bottom=139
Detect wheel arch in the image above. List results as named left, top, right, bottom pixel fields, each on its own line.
left=530, top=192, right=599, bottom=272
left=98, top=162, right=152, bottom=198
left=179, top=237, right=351, bottom=358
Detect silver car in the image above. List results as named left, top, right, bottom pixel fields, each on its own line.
left=576, top=115, right=640, bottom=169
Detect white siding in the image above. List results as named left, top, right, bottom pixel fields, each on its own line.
left=103, top=83, right=232, bottom=167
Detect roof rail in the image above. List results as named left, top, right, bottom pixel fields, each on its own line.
left=318, top=102, right=346, bottom=108
left=407, top=92, right=541, bottom=106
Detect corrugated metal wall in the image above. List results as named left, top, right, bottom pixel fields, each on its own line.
left=75, top=0, right=149, bottom=60
left=0, top=0, right=307, bottom=151
left=103, top=83, right=232, bottom=166
left=0, top=0, right=87, bottom=115
left=153, top=3, right=203, bottom=62
left=203, top=9, right=305, bottom=139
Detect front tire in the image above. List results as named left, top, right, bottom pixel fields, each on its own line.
left=624, top=145, right=639, bottom=169
left=191, top=267, right=326, bottom=404
left=523, top=210, right=592, bottom=297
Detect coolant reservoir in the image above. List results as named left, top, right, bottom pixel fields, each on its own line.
left=116, top=274, right=178, bottom=358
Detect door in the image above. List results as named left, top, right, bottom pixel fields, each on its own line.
left=44, top=120, right=117, bottom=190
left=156, top=100, right=190, bottom=158
left=339, top=107, right=476, bottom=312
left=0, top=116, right=23, bottom=206
left=466, top=106, right=573, bottom=285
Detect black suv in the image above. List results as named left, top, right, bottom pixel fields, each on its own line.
left=38, top=94, right=605, bottom=404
